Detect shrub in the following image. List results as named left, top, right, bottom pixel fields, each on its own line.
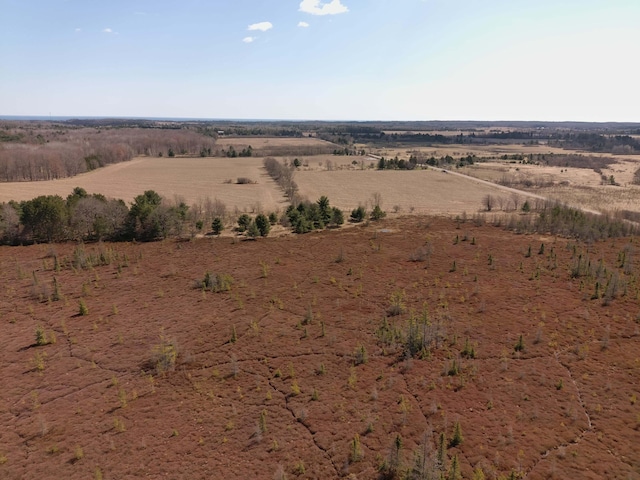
left=78, top=299, right=89, bottom=316
left=35, top=325, right=48, bottom=346
left=302, top=305, right=313, bottom=325
left=150, top=337, right=178, bottom=375
left=409, top=244, right=432, bottom=262
left=460, top=338, right=475, bottom=359
left=370, top=205, right=387, bottom=221
left=294, top=461, right=305, bottom=475
left=332, top=207, right=345, bottom=226
left=196, top=272, right=233, bottom=292
left=350, top=206, right=366, bottom=223
left=237, top=214, right=251, bottom=232
left=379, top=434, right=403, bottom=479
left=449, top=455, right=461, bottom=480
left=291, top=380, right=301, bottom=396
left=246, top=221, right=260, bottom=239
left=387, top=290, right=405, bottom=317
left=211, top=217, right=224, bottom=236
left=258, top=409, right=268, bottom=434
left=354, top=344, right=368, bottom=365
left=350, top=434, right=363, bottom=462
left=74, top=446, right=84, bottom=461
left=255, top=214, right=270, bottom=237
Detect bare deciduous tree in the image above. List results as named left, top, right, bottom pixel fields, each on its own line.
left=483, top=194, right=494, bottom=212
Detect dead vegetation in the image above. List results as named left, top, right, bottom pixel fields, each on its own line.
left=1, top=216, right=639, bottom=479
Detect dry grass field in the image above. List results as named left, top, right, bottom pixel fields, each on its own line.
left=457, top=156, right=640, bottom=214
left=1, top=135, right=638, bottom=218
left=0, top=156, right=288, bottom=213
left=216, top=137, right=333, bottom=149
left=364, top=144, right=573, bottom=161
left=0, top=153, right=515, bottom=217
left=294, top=169, right=531, bottom=215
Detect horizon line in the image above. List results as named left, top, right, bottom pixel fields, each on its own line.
left=1, top=115, right=640, bottom=125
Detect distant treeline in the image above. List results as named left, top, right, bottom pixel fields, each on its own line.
left=548, top=133, right=640, bottom=154
left=220, top=144, right=335, bottom=157
left=0, top=126, right=216, bottom=182
left=353, top=131, right=640, bottom=154
left=499, top=153, right=618, bottom=170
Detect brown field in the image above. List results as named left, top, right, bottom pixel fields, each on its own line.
left=294, top=169, right=528, bottom=215
left=0, top=155, right=517, bottom=217
left=2, top=145, right=638, bottom=221
left=365, top=144, right=574, bottom=161
left=380, top=128, right=525, bottom=136
left=277, top=154, right=377, bottom=171
left=1, top=216, right=640, bottom=479
left=460, top=163, right=604, bottom=187
left=0, top=156, right=288, bottom=213
left=216, top=137, right=333, bottom=149
left=457, top=158, right=640, bottom=214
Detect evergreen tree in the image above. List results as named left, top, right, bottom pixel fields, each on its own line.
left=350, top=206, right=366, bottom=222
left=317, top=196, right=332, bottom=225
left=332, top=207, right=344, bottom=226
left=237, top=214, right=252, bottom=232
left=450, top=421, right=463, bottom=447
left=255, top=214, right=270, bottom=237
left=437, top=432, right=447, bottom=472
left=211, top=217, right=224, bottom=236
left=448, top=455, right=461, bottom=480
left=246, top=221, right=260, bottom=239
left=371, top=205, right=387, bottom=221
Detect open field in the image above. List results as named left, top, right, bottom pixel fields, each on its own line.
left=216, top=137, right=333, bottom=149
left=216, top=137, right=336, bottom=157
left=456, top=157, right=640, bottom=214
left=529, top=184, right=640, bottom=216
left=294, top=169, right=529, bottom=215
left=460, top=163, right=604, bottom=187
left=1, top=216, right=639, bottom=479
left=0, top=156, right=288, bottom=213
left=0, top=155, right=517, bottom=217
left=2, top=147, right=639, bottom=221
left=364, top=144, right=573, bottom=160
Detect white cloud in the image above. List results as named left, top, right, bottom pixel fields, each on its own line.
left=75, top=28, right=82, bottom=32
left=298, top=21, right=310, bottom=27
left=248, top=21, right=273, bottom=32
left=243, top=36, right=256, bottom=43
left=299, top=0, right=348, bottom=16
left=103, top=28, right=113, bottom=33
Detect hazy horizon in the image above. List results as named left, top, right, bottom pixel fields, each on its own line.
left=2, top=0, right=639, bottom=122
left=3, top=115, right=640, bottom=126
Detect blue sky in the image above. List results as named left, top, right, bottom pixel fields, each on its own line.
left=1, top=0, right=639, bottom=121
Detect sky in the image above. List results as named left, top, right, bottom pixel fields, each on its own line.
left=1, top=0, right=639, bottom=122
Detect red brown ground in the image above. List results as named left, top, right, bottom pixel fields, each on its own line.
left=1, top=216, right=639, bottom=479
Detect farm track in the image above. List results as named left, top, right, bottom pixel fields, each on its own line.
left=427, top=166, right=603, bottom=216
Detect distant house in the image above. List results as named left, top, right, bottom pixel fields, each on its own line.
left=217, top=131, right=225, bottom=136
